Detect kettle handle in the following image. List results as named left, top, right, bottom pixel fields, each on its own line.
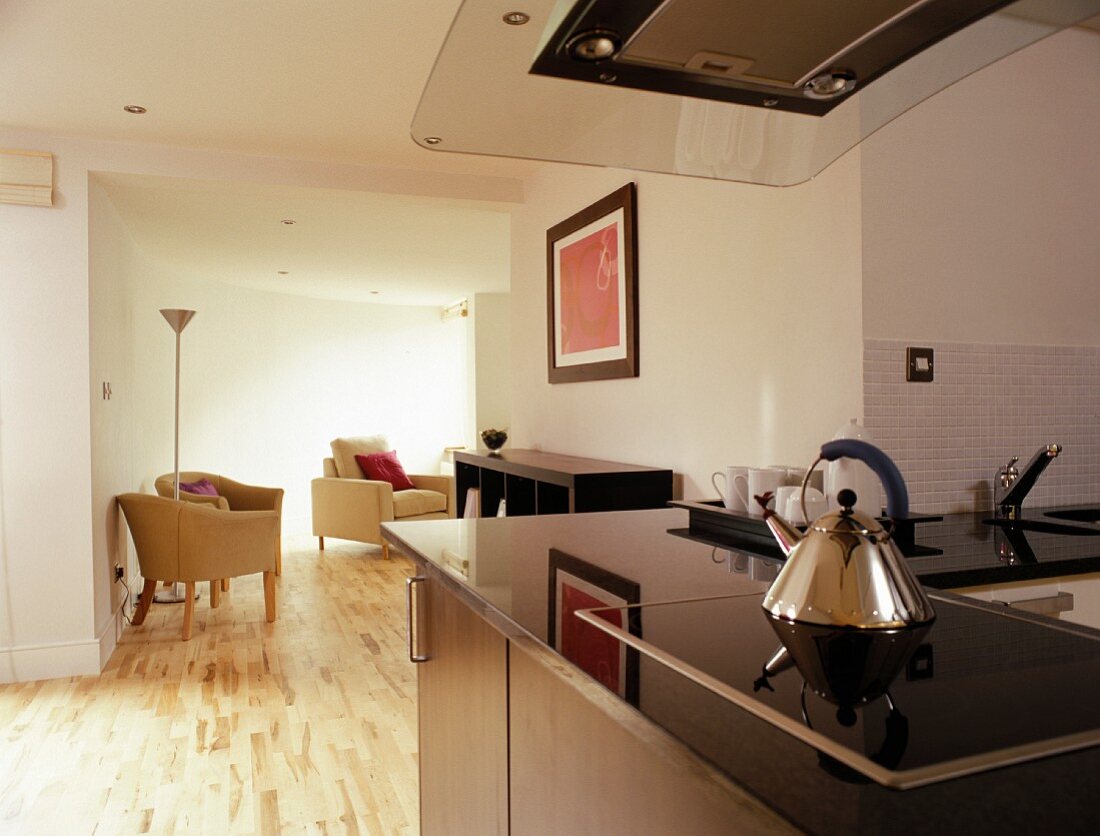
left=820, top=439, right=909, bottom=519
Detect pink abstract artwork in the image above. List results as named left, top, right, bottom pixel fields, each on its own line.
left=558, top=221, right=621, bottom=355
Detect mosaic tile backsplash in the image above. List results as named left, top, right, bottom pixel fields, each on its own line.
left=864, top=339, right=1100, bottom=514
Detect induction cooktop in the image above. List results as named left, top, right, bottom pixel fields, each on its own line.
left=577, top=592, right=1100, bottom=788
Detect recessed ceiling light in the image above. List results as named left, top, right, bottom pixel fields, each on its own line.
left=123, top=105, right=147, bottom=114
left=277, top=270, right=289, bottom=275
left=503, top=11, right=530, bottom=25
left=280, top=218, right=295, bottom=225
left=370, top=291, right=381, bottom=295
left=423, top=137, right=443, bottom=145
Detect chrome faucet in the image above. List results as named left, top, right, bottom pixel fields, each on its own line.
left=994, top=444, right=1061, bottom=519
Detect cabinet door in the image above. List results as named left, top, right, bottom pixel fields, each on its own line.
left=508, top=642, right=795, bottom=834
left=417, top=576, right=509, bottom=835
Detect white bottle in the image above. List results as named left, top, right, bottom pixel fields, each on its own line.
left=825, top=418, right=882, bottom=517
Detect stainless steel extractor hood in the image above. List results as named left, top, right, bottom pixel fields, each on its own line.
left=531, top=0, right=1017, bottom=115
left=412, top=0, right=1100, bottom=185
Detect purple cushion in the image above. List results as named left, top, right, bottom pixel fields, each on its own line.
left=179, top=478, right=218, bottom=496
left=355, top=451, right=416, bottom=492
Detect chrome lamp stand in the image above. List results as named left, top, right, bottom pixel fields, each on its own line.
left=154, top=308, right=200, bottom=605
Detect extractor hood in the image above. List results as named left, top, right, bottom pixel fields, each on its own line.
left=412, top=0, right=1100, bottom=185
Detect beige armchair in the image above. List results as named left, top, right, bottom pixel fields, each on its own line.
left=117, top=493, right=278, bottom=640
left=155, top=472, right=284, bottom=575
left=311, top=435, right=454, bottom=558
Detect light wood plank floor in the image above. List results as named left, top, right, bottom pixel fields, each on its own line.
left=0, top=540, right=420, bottom=835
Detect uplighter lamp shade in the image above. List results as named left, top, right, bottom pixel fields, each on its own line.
left=160, top=308, right=196, bottom=334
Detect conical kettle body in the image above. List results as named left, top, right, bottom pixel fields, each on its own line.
left=761, top=439, right=935, bottom=630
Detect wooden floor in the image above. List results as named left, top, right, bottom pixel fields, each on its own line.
left=0, top=540, right=420, bottom=834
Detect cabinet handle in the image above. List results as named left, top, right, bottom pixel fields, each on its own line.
left=406, top=575, right=430, bottom=662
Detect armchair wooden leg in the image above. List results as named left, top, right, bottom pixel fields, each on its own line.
left=263, top=572, right=277, bottom=622
left=382, top=541, right=390, bottom=561
left=132, top=578, right=157, bottom=626
left=182, top=582, right=196, bottom=641
left=318, top=536, right=324, bottom=551
left=221, top=578, right=229, bottom=592
left=210, top=580, right=221, bottom=609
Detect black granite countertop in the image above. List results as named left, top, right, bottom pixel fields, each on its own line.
left=383, top=508, right=1100, bottom=835
left=899, top=504, right=1100, bottom=589
left=672, top=500, right=1100, bottom=590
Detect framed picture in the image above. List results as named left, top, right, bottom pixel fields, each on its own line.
left=547, top=548, right=641, bottom=705
left=546, top=183, right=638, bottom=383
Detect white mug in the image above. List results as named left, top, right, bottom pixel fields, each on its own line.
left=785, top=488, right=828, bottom=525
left=769, top=464, right=824, bottom=493
left=747, top=467, right=785, bottom=516
left=773, top=486, right=802, bottom=519
left=769, top=465, right=804, bottom=486
left=711, top=466, right=750, bottom=512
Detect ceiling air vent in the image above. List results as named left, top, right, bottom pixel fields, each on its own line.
left=0, top=149, right=53, bottom=207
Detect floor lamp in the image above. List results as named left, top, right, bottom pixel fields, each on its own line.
left=155, top=308, right=198, bottom=604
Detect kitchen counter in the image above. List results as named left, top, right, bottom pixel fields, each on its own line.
left=383, top=508, right=1100, bottom=835
left=674, top=500, right=1100, bottom=590
left=899, top=505, right=1100, bottom=589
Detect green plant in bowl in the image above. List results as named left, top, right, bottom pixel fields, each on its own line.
left=481, top=429, right=508, bottom=451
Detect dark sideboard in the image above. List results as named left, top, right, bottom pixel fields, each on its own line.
left=453, top=449, right=673, bottom=518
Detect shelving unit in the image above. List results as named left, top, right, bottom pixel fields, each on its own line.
left=454, top=449, right=672, bottom=518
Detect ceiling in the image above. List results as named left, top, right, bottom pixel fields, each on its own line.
left=0, top=0, right=532, bottom=305
left=96, top=173, right=513, bottom=306
left=4, top=3, right=1097, bottom=304
left=0, top=0, right=536, bottom=176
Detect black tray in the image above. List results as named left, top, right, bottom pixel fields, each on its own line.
left=669, top=499, right=943, bottom=558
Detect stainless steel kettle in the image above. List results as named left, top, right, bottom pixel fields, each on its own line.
left=759, top=439, right=936, bottom=630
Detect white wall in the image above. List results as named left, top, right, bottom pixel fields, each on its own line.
left=465, top=293, right=513, bottom=449
left=88, top=179, right=137, bottom=663
left=509, top=159, right=865, bottom=499
left=0, top=126, right=521, bottom=682
left=862, top=26, right=1100, bottom=345
left=122, top=244, right=466, bottom=532
left=0, top=142, right=97, bottom=682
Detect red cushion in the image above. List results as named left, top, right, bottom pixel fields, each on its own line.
left=178, top=478, right=218, bottom=496
left=355, top=451, right=416, bottom=491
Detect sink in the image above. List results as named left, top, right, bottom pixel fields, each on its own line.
left=1045, top=508, right=1100, bottom=524
left=983, top=518, right=1100, bottom=536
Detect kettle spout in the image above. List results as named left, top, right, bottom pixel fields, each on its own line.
left=757, top=492, right=803, bottom=558
left=753, top=645, right=794, bottom=693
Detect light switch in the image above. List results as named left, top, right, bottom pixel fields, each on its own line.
left=906, top=347, right=934, bottom=382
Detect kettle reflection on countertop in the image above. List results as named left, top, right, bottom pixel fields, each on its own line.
left=754, top=614, right=933, bottom=772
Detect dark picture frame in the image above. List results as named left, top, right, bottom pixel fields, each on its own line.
left=547, top=548, right=641, bottom=705
left=546, top=183, right=639, bottom=383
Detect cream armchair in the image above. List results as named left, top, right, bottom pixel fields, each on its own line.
left=155, top=472, right=284, bottom=574
left=311, top=435, right=454, bottom=558
left=117, top=493, right=278, bottom=640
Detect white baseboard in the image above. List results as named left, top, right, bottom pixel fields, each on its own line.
left=0, top=638, right=101, bottom=684
left=97, top=608, right=122, bottom=671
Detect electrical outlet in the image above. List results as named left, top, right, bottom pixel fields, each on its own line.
left=114, top=564, right=124, bottom=582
